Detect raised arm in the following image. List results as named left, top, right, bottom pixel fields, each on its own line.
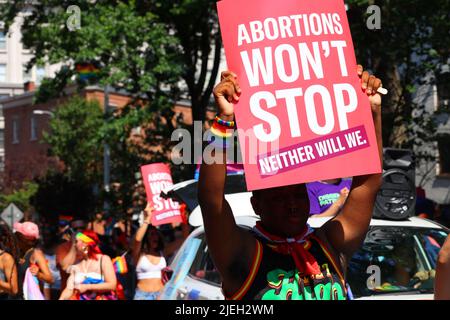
left=323, top=65, right=383, bottom=258
left=131, top=204, right=152, bottom=265
left=311, top=187, right=349, bottom=218
left=198, top=71, right=256, bottom=294
left=58, top=240, right=77, bottom=272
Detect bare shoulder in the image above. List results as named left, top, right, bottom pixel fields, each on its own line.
left=1, top=251, right=14, bottom=264
left=33, top=248, right=46, bottom=260
left=100, top=254, right=112, bottom=264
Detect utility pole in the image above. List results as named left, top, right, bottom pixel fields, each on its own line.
left=103, top=84, right=111, bottom=214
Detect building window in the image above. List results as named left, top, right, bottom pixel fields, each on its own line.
left=36, top=66, right=45, bottom=84
left=436, top=69, right=450, bottom=175
left=0, top=64, right=6, bottom=82
left=438, top=137, right=450, bottom=175
left=0, top=31, right=5, bottom=50
left=436, top=70, right=450, bottom=108
left=23, top=64, right=32, bottom=83
left=12, top=118, right=19, bottom=144
left=30, top=116, right=37, bottom=141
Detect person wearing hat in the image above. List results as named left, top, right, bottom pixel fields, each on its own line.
left=14, top=221, right=53, bottom=299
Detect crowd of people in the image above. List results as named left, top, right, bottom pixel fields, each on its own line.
left=0, top=176, right=449, bottom=300
left=0, top=204, right=190, bottom=300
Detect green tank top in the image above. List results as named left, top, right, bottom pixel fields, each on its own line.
left=226, top=232, right=347, bottom=300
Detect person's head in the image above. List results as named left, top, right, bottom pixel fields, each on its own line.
left=93, top=212, right=104, bottom=222
left=58, top=215, right=73, bottom=234
left=13, top=221, right=40, bottom=251
left=70, top=219, right=87, bottom=233
left=42, top=228, right=63, bottom=255
left=0, top=220, right=18, bottom=259
left=75, top=230, right=102, bottom=260
left=141, top=226, right=165, bottom=254
left=251, top=183, right=310, bottom=237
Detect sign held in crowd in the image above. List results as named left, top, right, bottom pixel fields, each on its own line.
left=140, top=163, right=182, bottom=226
left=217, top=0, right=381, bottom=190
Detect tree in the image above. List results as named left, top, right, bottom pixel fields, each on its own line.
left=155, top=0, right=222, bottom=123
left=0, top=1, right=189, bottom=216
left=0, top=182, right=38, bottom=213
left=0, top=1, right=182, bottom=104
left=44, top=96, right=104, bottom=184
left=1, top=0, right=224, bottom=189
left=346, top=0, right=450, bottom=139
left=346, top=0, right=450, bottom=184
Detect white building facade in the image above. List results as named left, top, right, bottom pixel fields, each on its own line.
left=0, top=14, right=60, bottom=181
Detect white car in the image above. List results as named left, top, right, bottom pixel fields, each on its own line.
left=159, top=177, right=449, bottom=300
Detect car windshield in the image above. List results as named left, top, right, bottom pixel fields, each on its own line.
left=347, top=226, right=449, bottom=298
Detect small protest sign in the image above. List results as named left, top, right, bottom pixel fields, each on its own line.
left=140, top=163, right=182, bottom=226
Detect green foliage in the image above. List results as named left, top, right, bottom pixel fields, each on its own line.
left=0, top=182, right=38, bottom=213
left=43, top=96, right=104, bottom=183
left=0, top=1, right=201, bottom=216
left=346, top=0, right=450, bottom=177
left=0, top=1, right=182, bottom=104
left=155, top=0, right=222, bottom=121
left=0, top=0, right=222, bottom=184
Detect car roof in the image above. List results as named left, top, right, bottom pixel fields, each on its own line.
left=189, top=192, right=256, bottom=226
left=165, top=177, right=446, bottom=230
left=308, top=216, right=446, bottom=229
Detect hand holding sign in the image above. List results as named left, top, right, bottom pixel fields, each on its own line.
left=213, top=71, right=242, bottom=120
left=143, top=203, right=154, bottom=225
left=215, top=65, right=383, bottom=124
left=357, top=64, right=383, bottom=109
left=140, top=163, right=182, bottom=226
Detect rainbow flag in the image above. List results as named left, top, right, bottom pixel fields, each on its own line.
left=75, top=62, right=100, bottom=81
left=112, top=255, right=128, bottom=274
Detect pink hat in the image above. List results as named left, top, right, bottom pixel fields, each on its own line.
left=14, top=221, right=40, bottom=240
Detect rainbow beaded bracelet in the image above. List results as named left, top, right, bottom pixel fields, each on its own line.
left=207, top=122, right=234, bottom=149
left=215, top=115, right=235, bottom=128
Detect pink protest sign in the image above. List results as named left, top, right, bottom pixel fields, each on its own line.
left=217, top=0, right=381, bottom=190
left=140, top=163, right=182, bottom=226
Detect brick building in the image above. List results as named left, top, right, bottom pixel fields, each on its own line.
left=1, top=83, right=207, bottom=192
